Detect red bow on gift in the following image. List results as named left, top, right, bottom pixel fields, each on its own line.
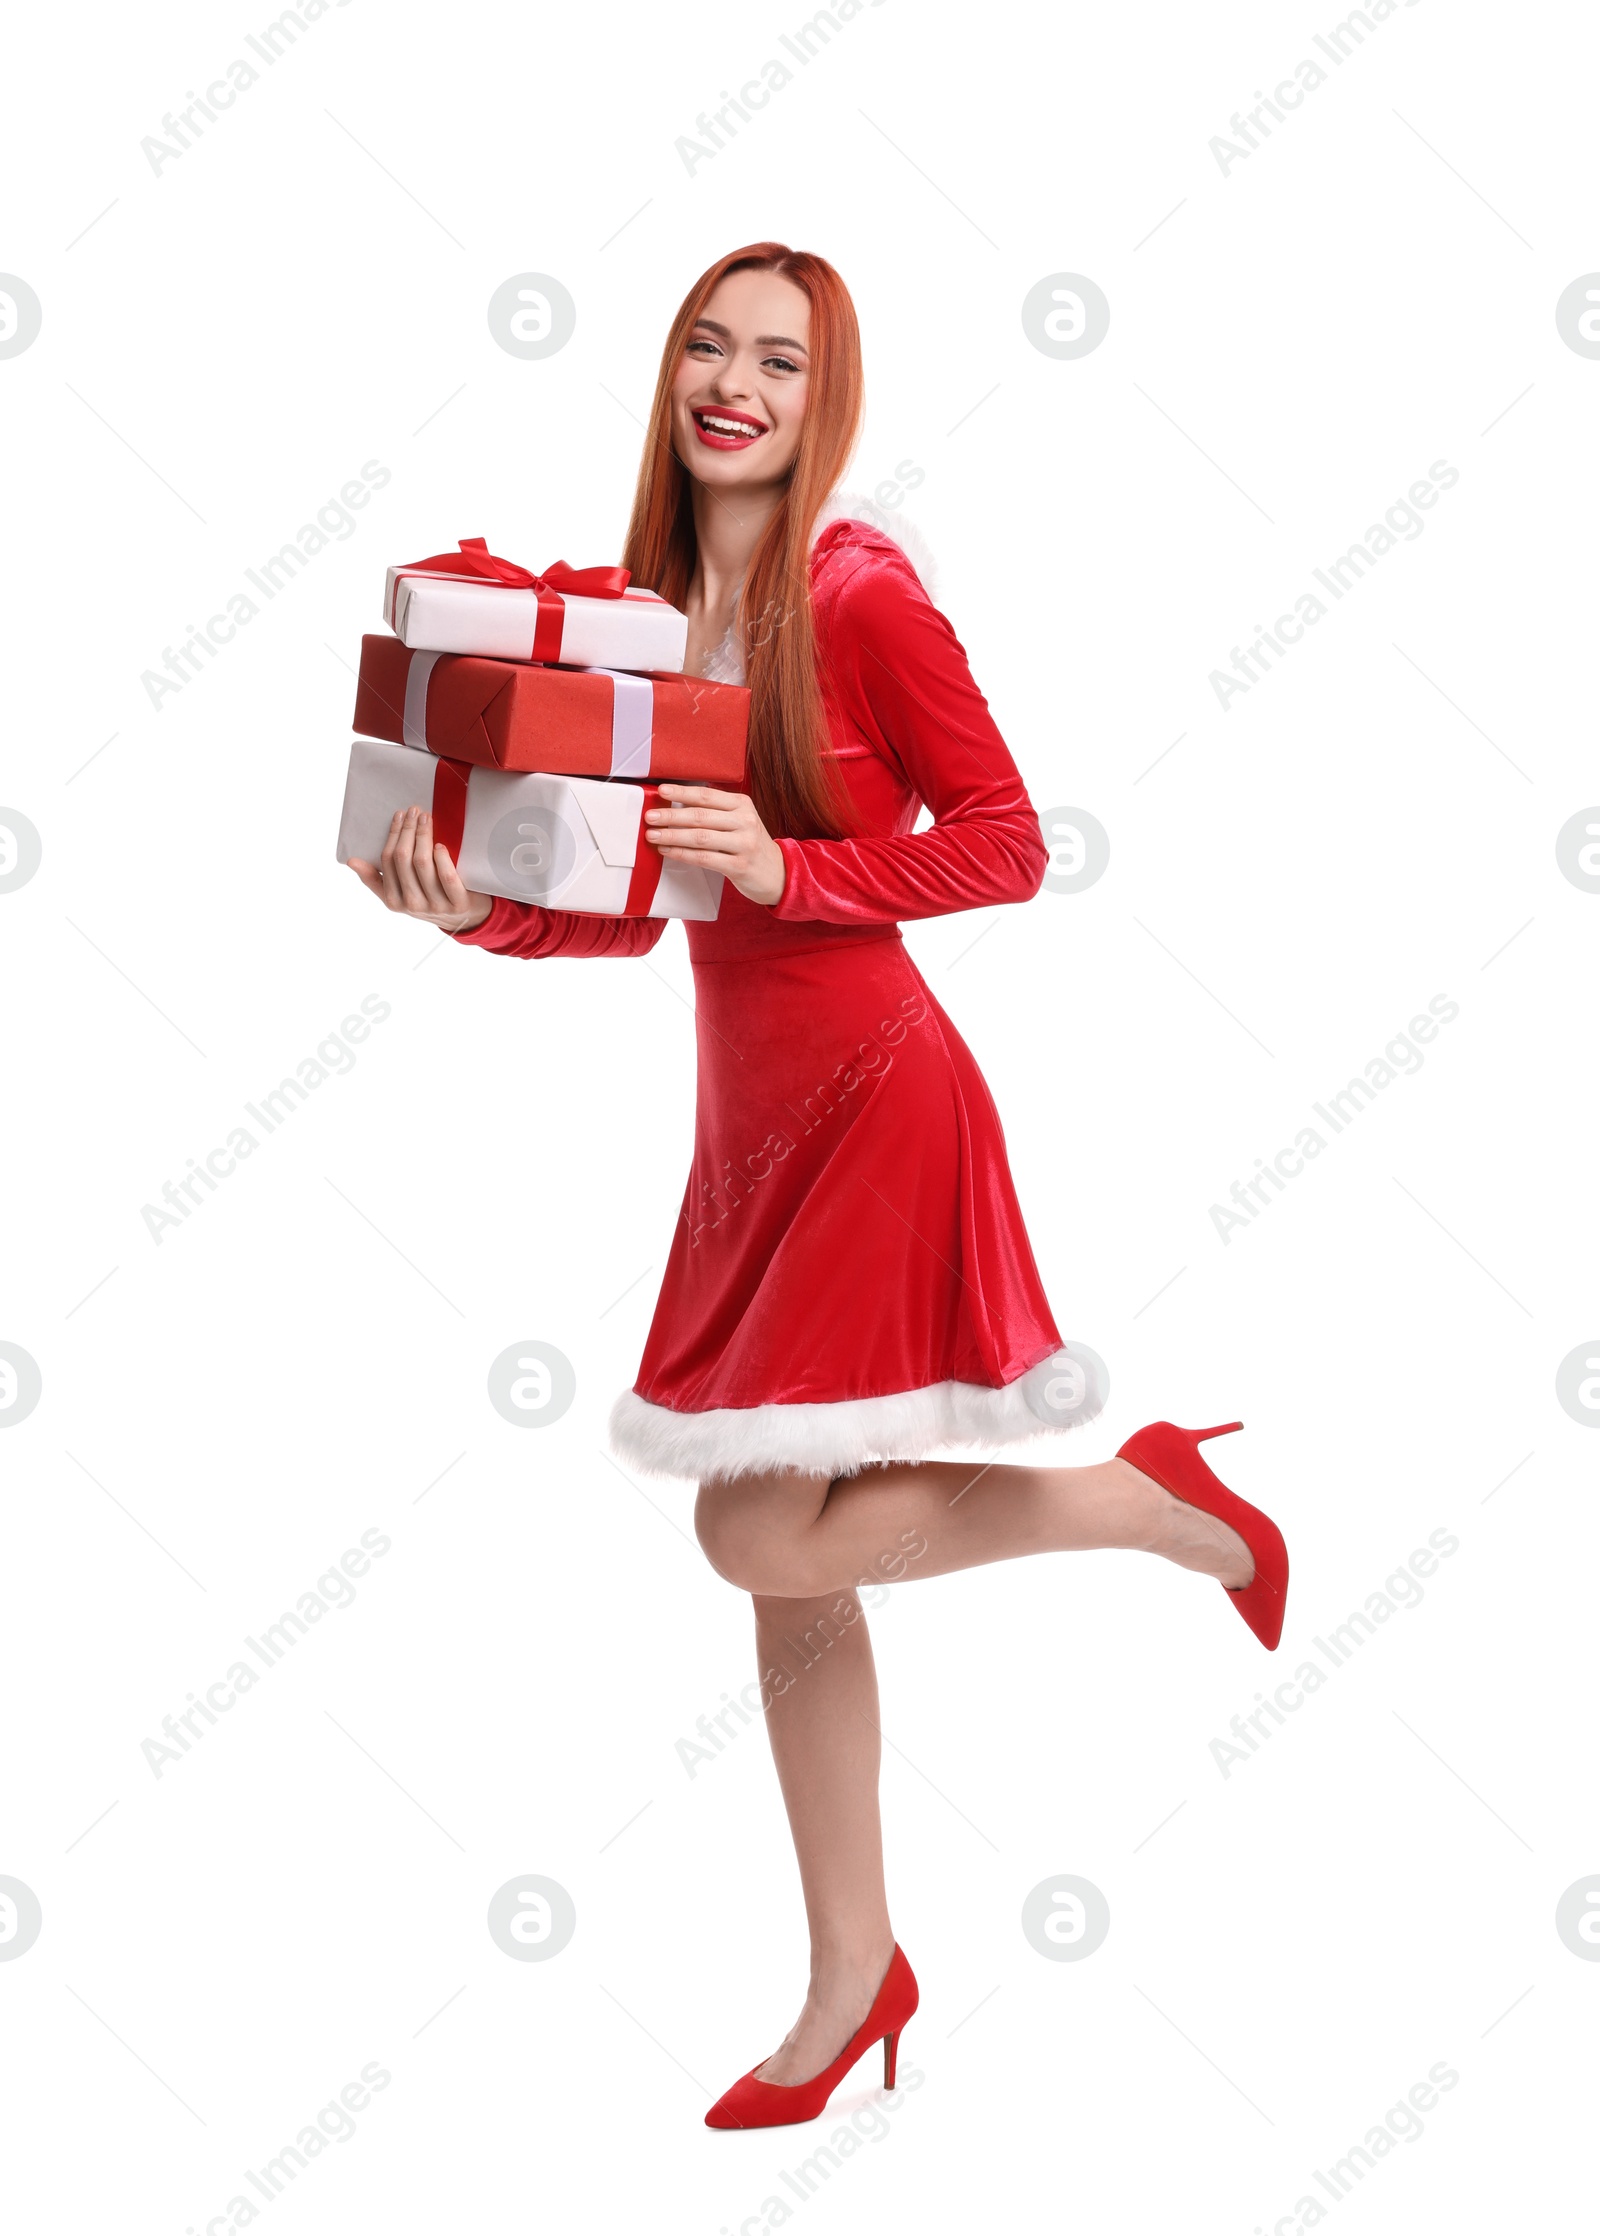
left=394, top=539, right=634, bottom=660
left=401, top=537, right=631, bottom=599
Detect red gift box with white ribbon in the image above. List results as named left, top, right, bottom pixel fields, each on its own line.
left=334, top=736, right=724, bottom=921
left=384, top=537, right=689, bottom=671
left=352, top=633, right=748, bottom=784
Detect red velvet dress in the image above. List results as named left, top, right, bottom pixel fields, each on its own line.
left=456, top=519, right=1102, bottom=1480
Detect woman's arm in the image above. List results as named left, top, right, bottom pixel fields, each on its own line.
left=454, top=890, right=666, bottom=960
left=347, top=804, right=666, bottom=958
left=624, top=537, right=1047, bottom=925
left=772, top=548, right=1048, bottom=924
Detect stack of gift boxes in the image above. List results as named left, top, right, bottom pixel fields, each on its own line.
left=336, top=538, right=750, bottom=921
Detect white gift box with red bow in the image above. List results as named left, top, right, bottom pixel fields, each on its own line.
left=335, top=735, right=723, bottom=921
left=384, top=566, right=688, bottom=671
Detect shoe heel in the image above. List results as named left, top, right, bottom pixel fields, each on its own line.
left=1191, top=1421, right=1243, bottom=1445
left=883, top=2029, right=901, bottom=2090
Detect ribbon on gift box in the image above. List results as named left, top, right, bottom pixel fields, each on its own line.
left=399, top=648, right=658, bottom=777
left=428, top=755, right=667, bottom=915
left=583, top=667, right=655, bottom=778
left=389, top=538, right=634, bottom=663
left=427, top=753, right=474, bottom=863
left=623, top=786, right=669, bottom=912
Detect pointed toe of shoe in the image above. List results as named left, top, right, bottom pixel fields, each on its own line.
left=1233, top=1583, right=1286, bottom=1651
left=704, top=2072, right=809, bottom=2131
left=1230, top=1513, right=1289, bottom=1651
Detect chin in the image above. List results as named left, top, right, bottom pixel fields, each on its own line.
left=685, top=452, right=770, bottom=491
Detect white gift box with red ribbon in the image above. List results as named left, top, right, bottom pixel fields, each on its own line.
left=335, top=735, right=723, bottom=921
left=384, top=566, right=688, bottom=672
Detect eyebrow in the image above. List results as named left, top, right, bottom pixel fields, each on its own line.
left=692, top=318, right=809, bottom=353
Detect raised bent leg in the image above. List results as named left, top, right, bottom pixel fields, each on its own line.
left=696, top=1452, right=1254, bottom=1602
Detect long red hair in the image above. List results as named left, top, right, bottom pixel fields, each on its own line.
left=622, top=243, right=863, bottom=839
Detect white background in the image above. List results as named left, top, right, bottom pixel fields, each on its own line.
left=3, top=0, right=1596, bottom=2228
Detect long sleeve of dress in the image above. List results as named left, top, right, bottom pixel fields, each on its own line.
left=771, top=546, right=1048, bottom=926
left=452, top=893, right=666, bottom=960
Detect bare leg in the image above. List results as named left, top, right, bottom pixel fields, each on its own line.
left=745, top=1588, right=896, bottom=2087
left=695, top=1452, right=1254, bottom=1603
left=695, top=1451, right=1254, bottom=2087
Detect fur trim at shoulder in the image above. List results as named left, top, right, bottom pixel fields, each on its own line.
left=608, top=1346, right=1107, bottom=1483
left=811, top=488, right=940, bottom=603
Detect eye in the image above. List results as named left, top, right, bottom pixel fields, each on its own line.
left=763, top=354, right=801, bottom=375
left=686, top=337, right=722, bottom=358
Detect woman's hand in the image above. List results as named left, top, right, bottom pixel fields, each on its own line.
left=347, top=805, right=494, bottom=933
left=644, top=784, right=787, bottom=906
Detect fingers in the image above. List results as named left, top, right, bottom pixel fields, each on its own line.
left=652, top=840, right=747, bottom=868
left=408, top=811, right=452, bottom=912
left=433, top=843, right=474, bottom=912
left=377, top=809, right=407, bottom=911
left=387, top=805, right=433, bottom=912
left=645, top=827, right=738, bottom=852
left=647, top=838, right=745, bottom=866
left=648, top=836, right=741, bottom=858
left=363, top=806, right=482, bottom=928
left=655, top=783, right=743, bottom=809
left=645, top=804, right=743, bottom=834
left=646, top=800, right=747, bottom=857
left=647, top=803, right=747, bottom=849
left=647, top=788, right=767, bottom=885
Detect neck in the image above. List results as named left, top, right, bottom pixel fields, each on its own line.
left=687, top=474, right=789, bottom=616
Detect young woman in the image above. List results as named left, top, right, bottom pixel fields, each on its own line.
left=349, top=242, right=1289, bottom=2131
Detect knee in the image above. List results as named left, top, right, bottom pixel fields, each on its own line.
left=693, top=1475, right=825, bottom=1595
left=694, top=1481, right=774, bottom=1591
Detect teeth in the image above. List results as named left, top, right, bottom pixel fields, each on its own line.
left=701, top=414, right=761, bottom=435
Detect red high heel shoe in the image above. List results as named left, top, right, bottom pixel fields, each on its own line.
left=1116, top=1421, right=1288, bottom=1651
left=704, top=1945, right=919, bottom=2130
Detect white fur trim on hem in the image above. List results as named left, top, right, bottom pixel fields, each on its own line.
left=608, top=1345, right=1108, bottom=1483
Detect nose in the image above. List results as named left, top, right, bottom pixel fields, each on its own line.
left=710, top=349, right=757, bottom=401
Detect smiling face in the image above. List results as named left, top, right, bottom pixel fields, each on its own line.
left=670, top=266, right=813, bottom=496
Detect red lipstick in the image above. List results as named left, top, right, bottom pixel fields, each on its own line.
left=691, top=406, right=768, bottom=450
